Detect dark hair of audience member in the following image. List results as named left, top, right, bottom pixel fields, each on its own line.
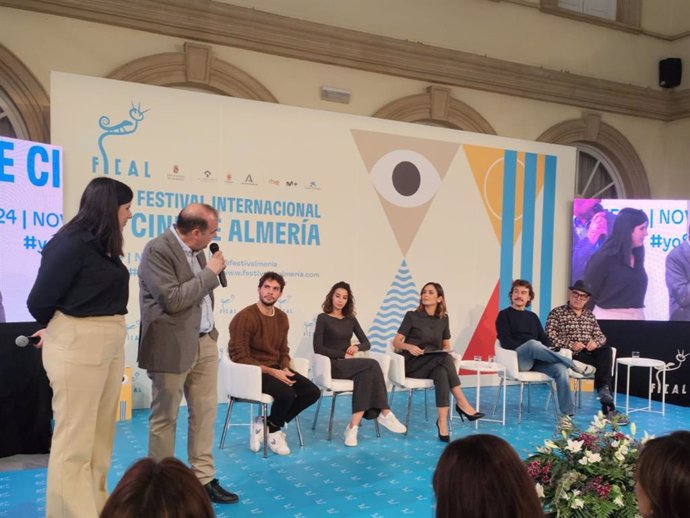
left=433, top=434, right=543, bottom=518
left=635, top=430, right=690, bottom=518
left=99, top=457, right=215, bottom=518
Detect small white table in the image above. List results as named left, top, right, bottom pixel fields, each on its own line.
left=457, top=360, right=506, bottom=428
left=614, top=357, right=667, bottom=416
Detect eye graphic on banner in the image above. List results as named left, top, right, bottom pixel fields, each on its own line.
left=370, top=150, right=442, bottom=208
left=351, top=129, right=460, bottom=352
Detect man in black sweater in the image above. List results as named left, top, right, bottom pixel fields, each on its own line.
left=495, top=279, right=593, bottom=417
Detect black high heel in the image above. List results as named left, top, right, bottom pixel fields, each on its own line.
left=455, top=404, right=485, bottom=422
left=435, top=420, right=450, bottom=443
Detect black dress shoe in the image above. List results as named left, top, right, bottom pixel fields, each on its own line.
left=204, top=478, right=239, bottom=504
left=455, top=404, right=485, bottom=422
left=435, top=420, right=450, bottom=443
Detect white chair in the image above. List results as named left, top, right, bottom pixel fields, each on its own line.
left=311, top=352, right=389, bottom=440
left=218, top=355, right=304, bottom=458
left=387, top=346, right=461, bottom=435
left=492, top=341, right=558, bottom=423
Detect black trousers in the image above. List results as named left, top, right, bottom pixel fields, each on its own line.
left=404, top=353, right=460, bottom=408
left=262, top=370, right=320, bottom=428
left=572, top=345, right=614, bottom=391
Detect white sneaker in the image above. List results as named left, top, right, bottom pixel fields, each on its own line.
left=267, top=430, right=291, bottom=455
left=343, top=424, right=359, bottom=447
left=573, top=361, right=596, bottom=377
left=377, top=411, right=407, bottom=434
left=249, top=416, right=264, bottom=453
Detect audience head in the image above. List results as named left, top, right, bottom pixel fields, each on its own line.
left=61, top=177, right=133, bottom=257
left=433, top=434, right=542, bottom=518
left=99, top=457, right=215, bottom=518
left=509, top=279, right=534, bottom=308
left=416, top=282, right=447, bottom=318
left=322, top=281, right=356, bottom=317
left=635, top=430, right=690, bottom=518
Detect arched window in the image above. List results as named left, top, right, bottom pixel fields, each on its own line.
left=108, top=42, right=277, bottom=102
left=0, top=44, right=49, bottom=142
left=575, top=143, right=622, bottom=198
left=538, top=113, right=650, bottom=198
left=373, top=86, right=496, bottom=134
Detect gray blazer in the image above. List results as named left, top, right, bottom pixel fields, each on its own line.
left=138, top=229, right=219, bottom=373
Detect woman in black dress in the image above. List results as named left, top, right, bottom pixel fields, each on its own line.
left=313, top=281, right=406, bottom=446
left=393, top=282, right=483, bottom=441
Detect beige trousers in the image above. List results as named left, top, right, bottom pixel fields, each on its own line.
left=42, top=311, right=125, bottom=518
left=147, top=334, right=218, bottom=485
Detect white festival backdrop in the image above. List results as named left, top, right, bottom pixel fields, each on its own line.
left=51, top=72, right=575, bottom=408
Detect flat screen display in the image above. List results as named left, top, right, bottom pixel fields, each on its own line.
left=572, top=198, right=690, bottom=321
left=0, top=136, right=63, bottom=323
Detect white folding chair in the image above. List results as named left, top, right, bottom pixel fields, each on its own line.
left=387, top=346, right=461, bottom=435
left=311, top=352, right=389, bottom=440
left=492, top=341, right=558, bottom=423
left=218, top=355, right=304, bottom=458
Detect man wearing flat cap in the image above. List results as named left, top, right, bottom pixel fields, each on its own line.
left=545, top=280, right=627, bottom=423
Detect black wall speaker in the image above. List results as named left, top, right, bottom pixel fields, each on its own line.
left=659, top=58, right=682, bottom=88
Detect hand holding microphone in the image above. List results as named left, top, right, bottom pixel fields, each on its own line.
left=209, top=243, right=227, bottom=287
left=16, top=329, right=45, bottom=348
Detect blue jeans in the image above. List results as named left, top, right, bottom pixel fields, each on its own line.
left=516, top=340, right=575, bottom=415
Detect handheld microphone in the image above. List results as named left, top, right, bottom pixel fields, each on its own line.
left=15, top=335, right=40, bottom=348
left=209, top=243, right=227, bottom=287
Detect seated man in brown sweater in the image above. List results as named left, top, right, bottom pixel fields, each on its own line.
left=228, top=271, right=320, bottom=455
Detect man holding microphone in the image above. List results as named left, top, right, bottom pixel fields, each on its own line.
left=138, top=203, right=237, bottom=504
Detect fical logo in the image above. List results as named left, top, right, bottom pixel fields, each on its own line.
left=92, top=102, right=151, bottom=177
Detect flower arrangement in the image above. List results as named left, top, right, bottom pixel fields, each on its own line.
left=526, top=413, right=649, bottom=518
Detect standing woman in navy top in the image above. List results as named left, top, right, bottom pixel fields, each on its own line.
left=313, top=282, right=407, bottom=447
left=27, top=177, right=133, bottom=518
left=393, top=282, right=484, bottom=442
left=584, top=207, right=649, bottom=320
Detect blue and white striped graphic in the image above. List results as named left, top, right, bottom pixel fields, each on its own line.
left=498, top=150, right=557, bottom=321
left=368, top=260, right=419, bottom=353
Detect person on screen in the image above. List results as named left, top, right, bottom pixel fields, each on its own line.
left=545, top=280, right=628, bottom=424
left=635, top=430, right=690, bottom=518
left=137, top=203, right=237, bottom=504
left=572, top=199, right=616, bottom=283
left=228, top=272, right=320, bottom=455
left=100, top=457, right=215, bottom=518
left=433, top=434, right=543, bottom=518
left=393, top=282, right=484, bottom=442
left=26, top=177, right=133, bottom=518
left=495, top=279, right=594, bottom=421
left=0, top=289, right=5, bottom=323
left=583, top=207, right=648, bottom=320
left=665, top=223, right=690, bottom=321
left=313, top=281, right=406, bottom=447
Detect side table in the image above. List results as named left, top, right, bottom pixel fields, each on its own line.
left=457, top=360, right=506, bottom=428
left=614, top=357, right=667, bottom=416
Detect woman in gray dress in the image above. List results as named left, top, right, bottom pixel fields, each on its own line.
left=313, top=281, right=406, bottom=446
left=393, top=282, right=483, bottom=442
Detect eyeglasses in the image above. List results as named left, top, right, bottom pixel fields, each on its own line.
left=570, top=291, right=589, bottom=300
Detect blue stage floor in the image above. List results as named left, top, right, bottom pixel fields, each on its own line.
left=2, top=385, right=687, bottom=517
